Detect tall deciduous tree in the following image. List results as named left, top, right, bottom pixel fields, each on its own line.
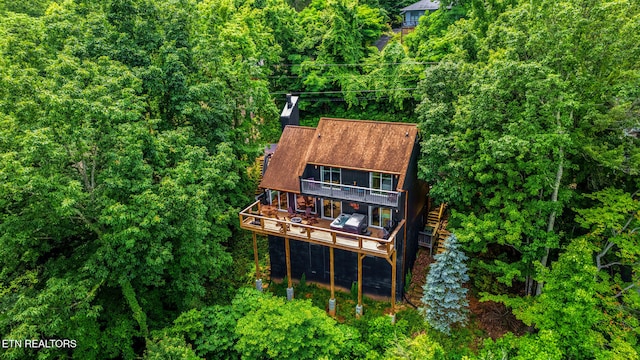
left=487, top=236, right=639, bottom=358
left=418, top=0, right=640, bottom=296
left=0, top=0, right=283, bottom=357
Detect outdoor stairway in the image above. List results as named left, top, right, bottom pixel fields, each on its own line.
left=426, top=203, right=446, bottom=225
left=425, top=203, right=449, bottom=254
left=254, top=156, right=265, bottom=195
left=435, top=226, right=450, bottom=254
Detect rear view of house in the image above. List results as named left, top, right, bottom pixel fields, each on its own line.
left=239, top=117, right=427, bottom=316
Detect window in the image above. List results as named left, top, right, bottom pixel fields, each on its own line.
left=322, top=199, right=341, bottom=219
left=320, top=166, right=341, bottom=189
left=370, top=206, right=392, bottom=228
left=295, top=195, right=316, bottom=214
left=269, top=191, right=288, bottom=211
left=371, top=172, right=393, bottom=194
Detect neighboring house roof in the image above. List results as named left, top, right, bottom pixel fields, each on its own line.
left=260, top=118, right=418, bottom=193
left=260, top=126, right=316, bottom=193
left=400, top=0, right=440, bottom=13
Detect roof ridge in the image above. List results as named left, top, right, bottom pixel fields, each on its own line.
left=283, top=125, right=316, bottom=130
left=318, top=117, right=418, bottom=127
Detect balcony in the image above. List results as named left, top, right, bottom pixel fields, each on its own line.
left=238, top=200, right=405, bottom=259
left=300, top=179, right=400, bottom=208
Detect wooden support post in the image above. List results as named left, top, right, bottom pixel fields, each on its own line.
left=330, top=247, right=335, bottom=300
left=391, top=249, right=397, bottom=315
left=402, top=190, right=408, bottom=284
left=357, top=253, right=364, bottom=317
left=252, top=232, right=263, bottom=292
left=285, top=237, right=292, bottom=289
left=252, top=232, right=260, bottom=280
left=329, top=247, right=336, bottom=316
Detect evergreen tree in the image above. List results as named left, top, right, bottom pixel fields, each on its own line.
left=420, top=234, right=470, bottom=334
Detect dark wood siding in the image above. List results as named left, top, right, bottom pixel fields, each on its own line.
left=341, top=201, right=368, bottom=216
left=268, top=235, right=395, bottom=298
left=340, top=168, right=369, bottom=187
left=302, top=164, right=320, bottom=181
left=302, top=165, right=400, bottom=191
left=400, top=140, right=428, bottom=288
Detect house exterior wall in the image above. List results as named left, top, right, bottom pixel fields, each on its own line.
left=302, top=165, right=399, bottom=191
left=268, top=235, right=398, bottom=299
left=403, top=10, right=425, bottom=27
left=341, top=168, right=371, bottom=188
left=267, top=183, right=413, bottom=301
left=303, top=165, right=320, bottom=182
left=401, top=140, right=428, bottom=283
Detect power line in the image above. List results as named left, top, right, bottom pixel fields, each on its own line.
left=267, top=73, right=421, bottom=79
left=298, top=96, right=402, bottom=102
left=272, top=61, right=439, bottom=67
left=270, top=88, right=418, bottom=95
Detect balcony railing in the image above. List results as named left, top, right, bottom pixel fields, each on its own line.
left=238, top=200, right=405, bottom=259
left=300, top=179, right=400, bottom=207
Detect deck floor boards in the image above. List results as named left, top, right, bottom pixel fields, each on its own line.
left=241, top=207, right=391, bottom=257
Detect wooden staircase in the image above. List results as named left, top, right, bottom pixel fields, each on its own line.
left=425, top=203, right=449, bottom=254
left=435, top=226, right=450, bottom=254
left=251, top=155, right=274, bottom=196
left=254, top=155, right=265, bottom=195
left=250, top=145, right=277, bottom=198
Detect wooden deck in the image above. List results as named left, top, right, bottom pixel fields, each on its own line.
left=239, top=200, right=404, bottom=259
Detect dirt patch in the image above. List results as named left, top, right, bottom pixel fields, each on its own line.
left=403, top=248, right=434, bottom=308
left=468, top=293, right=527, bottom=339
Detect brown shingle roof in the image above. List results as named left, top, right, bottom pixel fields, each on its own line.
left=260, top=118, right=418, bottom=193
left=307, top=118, right=418, bottom=189
left=259, top=126, right=316, bottom=193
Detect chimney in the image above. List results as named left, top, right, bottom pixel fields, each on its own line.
left=280, top=93, right=299, bottom=131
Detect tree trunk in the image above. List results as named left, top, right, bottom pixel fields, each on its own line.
left=536, top=149, right=563, bottom=295
left=537, top=111, right=566, bottom=295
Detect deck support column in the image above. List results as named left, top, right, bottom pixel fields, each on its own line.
left=252, top=232, right=262, bottom=292
left=328, top=247, right=336, bottom=316
left=285, top=237, right=294, bottom=300
left=390, top=249, right=397, bottom=317
left=356, top=253, right=364, bottom=318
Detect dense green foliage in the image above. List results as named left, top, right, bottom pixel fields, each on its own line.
left=0, top=0, right=280, bottom=358
left=415, top=0, right=640, bottom=357
left=143, top=288, right=419, bottom=360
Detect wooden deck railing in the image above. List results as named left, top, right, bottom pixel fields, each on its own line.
left=300, top=179, right=400, bottom=207
left=238, top=200, right=404, bottom=259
